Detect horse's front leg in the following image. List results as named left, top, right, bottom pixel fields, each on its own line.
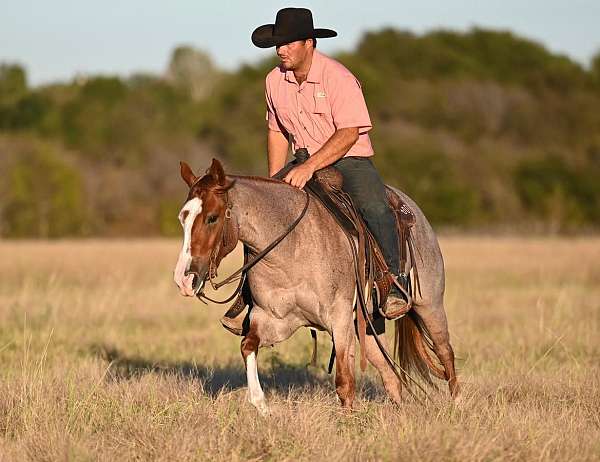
left=240, top=322, right=268, bottom=416
left=239, top=306, right=304, bottom=415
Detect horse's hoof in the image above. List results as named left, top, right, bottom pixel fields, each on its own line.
left=253, top=399, right=270, bottom=417
left=247, top=390, right=270, bottom=417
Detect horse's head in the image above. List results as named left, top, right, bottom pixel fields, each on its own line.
left=173, top=158, right=235, bottom=297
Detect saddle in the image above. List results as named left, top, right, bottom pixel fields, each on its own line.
left=307, top=161, right=420, bottom=319
left=222, top=150, right=421, bottom=344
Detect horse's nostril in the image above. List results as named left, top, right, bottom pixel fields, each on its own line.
left=185, top=269, right=199, bottom=279
left=185, top=271, right=202, bottom=292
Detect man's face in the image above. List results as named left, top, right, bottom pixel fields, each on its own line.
left=276, top=40, right=311, bottom=71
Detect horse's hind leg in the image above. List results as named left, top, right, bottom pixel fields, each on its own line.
left=414, top=301, right=459, bottom=396
left=364, top=326, right=402, bottom=404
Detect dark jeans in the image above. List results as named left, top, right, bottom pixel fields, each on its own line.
left=274, top=155, right=400, bottom=274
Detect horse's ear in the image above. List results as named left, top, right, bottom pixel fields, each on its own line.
left=180, top=161, right=197, bottom=187
left=207, top=158, right=227, bottom=186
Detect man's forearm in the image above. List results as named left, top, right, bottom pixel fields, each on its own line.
left=267, top=129, right=290, bottom=176
left=304, top=127, right=359, bottom=172
left=280, top=127, right=359, bottom=189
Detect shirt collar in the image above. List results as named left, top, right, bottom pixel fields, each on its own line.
left=284, top=49, right=323, bottom=85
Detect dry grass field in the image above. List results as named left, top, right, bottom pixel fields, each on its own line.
left=0, top=237, right=598, bottom=461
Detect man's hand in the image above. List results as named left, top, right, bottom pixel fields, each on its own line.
left=283, top=162, right=315, bottom=189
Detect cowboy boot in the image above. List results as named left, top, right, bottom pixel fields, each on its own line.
left=384, top=290, right=408, bottom=318
left=221, top=301, right=249, bottom=336
left=382, top=273, right=410, bottom=319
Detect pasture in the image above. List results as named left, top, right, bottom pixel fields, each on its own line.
left=0, top=237, right=598, bottom=461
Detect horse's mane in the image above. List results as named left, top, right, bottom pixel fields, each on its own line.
left=227, top=174, right=308, bottom=197
left=228, top=174, right=289, bottom=186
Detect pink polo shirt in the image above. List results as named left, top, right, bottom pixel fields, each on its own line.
left=265, top=50, right=374, bottom=158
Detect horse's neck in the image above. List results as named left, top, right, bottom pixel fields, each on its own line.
left=229, top=176, right=306, bottom=252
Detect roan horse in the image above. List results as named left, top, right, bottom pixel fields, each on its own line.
left=174, top=159, right=457, bottom=414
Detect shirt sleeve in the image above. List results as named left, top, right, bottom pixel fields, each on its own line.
left=265, top=86, right=283, bottom=132
left=328, top=74, right=372, bottom=134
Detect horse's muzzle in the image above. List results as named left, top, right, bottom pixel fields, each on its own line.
left=183, top=270, right=204, bottom=296
left=176, top=269, right=204, bottom=297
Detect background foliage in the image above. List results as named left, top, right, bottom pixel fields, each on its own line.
left=1, top=28, right=600, bottom=237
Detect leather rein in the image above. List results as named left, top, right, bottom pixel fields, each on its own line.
left=196, top=187, right=310, bottom=305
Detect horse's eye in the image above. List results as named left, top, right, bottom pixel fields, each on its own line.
left=206, top=215, right=218, bottom=225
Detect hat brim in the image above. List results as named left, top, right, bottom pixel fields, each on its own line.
left=251, top=24, right=337, bottom=48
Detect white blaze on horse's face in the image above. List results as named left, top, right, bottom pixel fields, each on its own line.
left=173, top=197, right=203, bottom=296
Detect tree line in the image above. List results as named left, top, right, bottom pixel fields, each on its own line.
left=1, top=28, right=599, bottom=237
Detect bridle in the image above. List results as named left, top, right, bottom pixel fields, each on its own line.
left=194, top=184, right=310, bottom=305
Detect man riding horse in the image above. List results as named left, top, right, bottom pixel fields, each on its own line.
left=223, top=7, right=408, bottom=333
left=173, top=8, right=458, bottom=411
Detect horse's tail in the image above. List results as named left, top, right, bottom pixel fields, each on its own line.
left=393, top=310, right=446, bottom=388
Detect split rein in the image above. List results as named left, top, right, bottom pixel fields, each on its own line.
left=196, top=189, right=311, bottom=305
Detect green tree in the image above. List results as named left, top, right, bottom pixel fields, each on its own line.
left=0, top=63, right=27, bottom=103
left=514, top=156, right=590, bottom=229
left=591, top=51, right=600, bottom=88
left=2, top=145, right=87, bottom=237
left=165, top=46, right=220, bottom=101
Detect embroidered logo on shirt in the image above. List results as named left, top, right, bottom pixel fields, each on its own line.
left=316, top=91, right=327, bottom=98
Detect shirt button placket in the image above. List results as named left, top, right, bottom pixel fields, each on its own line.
left=297, top=90, right=306, bottom=131
left=294, top=90, right=304, bottom=147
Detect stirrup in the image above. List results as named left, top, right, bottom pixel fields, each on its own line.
left=378, top=273, right=412, bottom=321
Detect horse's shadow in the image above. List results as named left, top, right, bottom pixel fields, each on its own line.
left=90, top=343, right=385, bottom=400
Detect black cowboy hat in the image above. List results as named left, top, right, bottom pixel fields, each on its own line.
left=252, top=8, right=337, bottom=48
